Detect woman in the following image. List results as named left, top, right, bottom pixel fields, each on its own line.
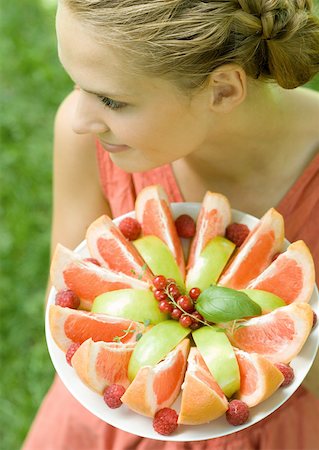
left=23, top=1, right=319, bottom=449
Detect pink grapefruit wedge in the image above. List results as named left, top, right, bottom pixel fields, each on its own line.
left=86, top=215, right=153, bottom=283
left=50, top=244, right=150, bottom=310
left=234, top=349, right=284, bottom=407
left=121, top=339, right=190, bottom=417
left=218, top=208, right=284, bottom=289
left=227, top=303, right=313, bottom=363
left=71, top=339, right=136, bottom=394
left=178, top=347, right=228, bottom=425
left=135, top=185, right=185, bottom=278
left=247, top=240, right=315, bottom=304
left=49, top=305, right=143, bottom=351
left=186, top=191, right=231, bottom=273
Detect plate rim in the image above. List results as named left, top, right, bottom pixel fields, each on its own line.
left=45, top=204, right=319, bottom=441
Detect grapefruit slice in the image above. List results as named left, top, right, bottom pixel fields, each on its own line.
left=227, top=303, right=313, bottom=363
left=178, top=347, right=228, bottom=425
left=71, top=338, right=135, bottom=394
left=49, top=305, right=143, bottom=351
left=186, top=192, right=231, bottom=286
left=218, top=208, right=284, bottom=289
left=121, top=339, right=190, bottom=417
left=234, top=349, right=284, bottom=407
left=135, top=185, right=185, bottom=278
left=86, top=215, right=153, bottom=283
left=247, top=240, right=315, bottom=304
left=51, top=244, right=150, bottom=310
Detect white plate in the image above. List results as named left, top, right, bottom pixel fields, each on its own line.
left=45, top=204, right=319, bottom=441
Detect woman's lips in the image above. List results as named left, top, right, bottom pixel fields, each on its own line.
left=100, top=141, right=131, bottom=153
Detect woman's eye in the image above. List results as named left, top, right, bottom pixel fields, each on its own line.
left=97, top=95, right=126, bottom=110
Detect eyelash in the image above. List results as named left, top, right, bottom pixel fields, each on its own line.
left=98, top=95, right=126, bottom=110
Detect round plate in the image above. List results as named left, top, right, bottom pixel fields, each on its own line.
left=45, top=203, right=319, bottom=441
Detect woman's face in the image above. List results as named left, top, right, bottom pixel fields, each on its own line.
left=56, top=3, right=212, bottom=172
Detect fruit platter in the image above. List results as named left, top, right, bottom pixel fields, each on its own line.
left=45, top=185, right=318, bottom=441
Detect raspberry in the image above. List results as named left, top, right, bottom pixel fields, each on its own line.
left=103, top=384, right=126, bottom=409
left=272, top=252, right=281, bottom=262
left=175, top=214, right=196, bottom=238
left=225, top=223, right=250, bottom=247
left=55, top=289, right=80, bottom=309
left=66, top=342, right=81, bottom=366
left=119, top=217, right=141, bottom=240
left=226, top=400, right=249, bottom=426
left=153, top=408, right=178, bottom=435
left=312, top=311, right=317, bottom=328
left=274, top=363, right=295, bottom=387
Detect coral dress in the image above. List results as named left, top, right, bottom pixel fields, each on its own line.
left=23, top=148, right=319, bottom=450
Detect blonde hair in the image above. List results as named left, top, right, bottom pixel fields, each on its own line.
left=63, top=0, right=319, bottom=89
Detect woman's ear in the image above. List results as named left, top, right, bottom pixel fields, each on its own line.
left=208, top=65, right=247, bottom=113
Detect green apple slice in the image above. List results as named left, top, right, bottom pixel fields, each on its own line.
left=186, top=236, right=235, bottom=292
left=240, top=289, right=286, bottom=313
left=92, top=289, right=168, bottom=324
left=128, top=320, right=190, bottom=380
left=192, top=325, right=240, bottom=397
left=133, top=235, right=185, bottom=290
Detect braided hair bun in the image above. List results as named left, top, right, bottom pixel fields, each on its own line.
left=234, top=0, right=319, bottom=88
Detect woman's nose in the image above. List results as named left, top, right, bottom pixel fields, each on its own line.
left=72, top=90, right=109, bottom=135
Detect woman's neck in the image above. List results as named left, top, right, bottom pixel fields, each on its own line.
left=172, top=82, right=317, bottom=214
left=187, top=81, right=289, bottom=181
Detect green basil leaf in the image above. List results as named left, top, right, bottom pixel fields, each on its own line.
left=195, top=285, right=262, bottom=322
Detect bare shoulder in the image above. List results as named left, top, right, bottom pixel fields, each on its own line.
left=52, top=90, right=111, bottom=252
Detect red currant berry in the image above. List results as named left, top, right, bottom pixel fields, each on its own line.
left=177, top=295, right=194, bottom=313
left=168, top=284, right=180, bottom=300
left=153, top=275, right=167, bottom=290
left=189, top=287, right=201, bottom=301
left=189, top=320, right=201, bottom=330
left=83, top=257, right=101, bottom=266
left=166, top=278, right=176, bottom=285
left=171, top=308, right=182, bottom=320
left=154, top=289, right=168, bottom=301
left=192, top=311, right=204, bottom=322
left=179, top=314, right=192, bottom=328
left=159, top=300, right=174, bottom=314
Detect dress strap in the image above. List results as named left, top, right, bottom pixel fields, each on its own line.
left=96, top=140, right=184, bottom=217
left=96, top=141, right=136, bottom=218
left=276, top=152, right=319, bottom=282
left=132, top=163, right=184, bottom=203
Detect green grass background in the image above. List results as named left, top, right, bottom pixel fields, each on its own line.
left=1, top=1, right=319, bottom=449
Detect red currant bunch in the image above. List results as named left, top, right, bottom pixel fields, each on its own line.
left=152, top=276, right=204, bottom=329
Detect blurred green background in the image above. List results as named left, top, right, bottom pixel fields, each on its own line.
left=1, top=1, right=319, bottom=449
